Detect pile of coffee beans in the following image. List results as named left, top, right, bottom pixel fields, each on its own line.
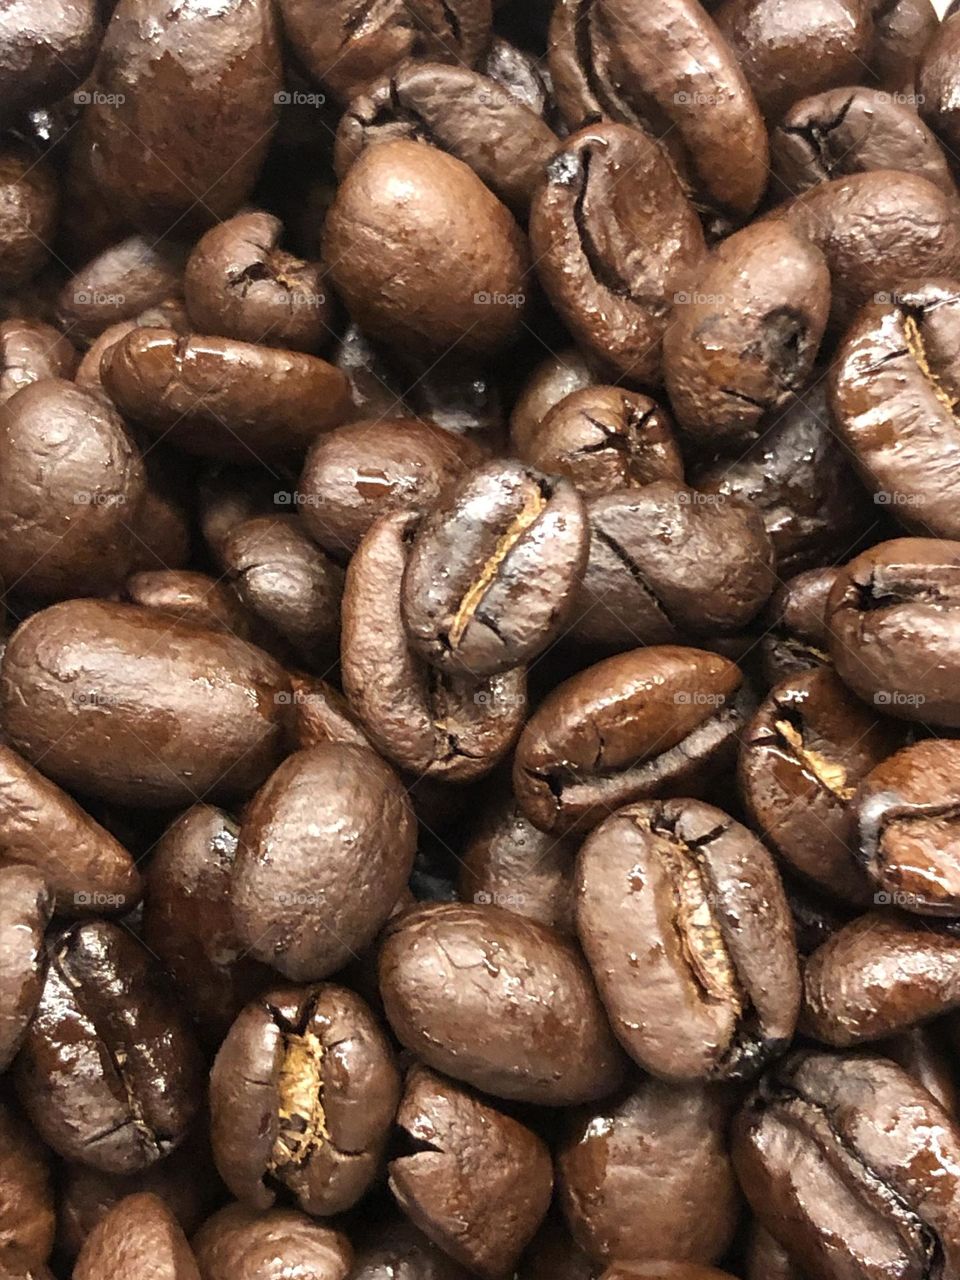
left=5, top=0, right=960, bottom=1277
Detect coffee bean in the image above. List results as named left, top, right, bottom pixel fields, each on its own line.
left=745, top=1224, right=805, bottom=1280
left=191, top=1203, right=353, bottom=1280
left=758, top=568, right=839, bottom=689
left=124, top=570, right=257, bottom=639
left=0, top=1102, right=54, bottom=1268
left=0, top=149, right=57, bottom=292
left=0, top=867, right=51, bottom=1072
left=510, top=348, right=597, bottom=458
left=57, top=235, right=187, bottom=348
left=72, top=1193, right=201, bottom=1280
left=350, top=1216, right=473, bottom=1280
left=0, top=319, right=76, bottom=403
left=0, top=0, right=99, bottom=116
left=920, top=9, right=960, bottom=158
left=872, top=0, right=938, bottom=93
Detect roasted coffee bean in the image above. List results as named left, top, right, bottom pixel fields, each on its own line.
left=184, top=211, right=330, bottom=352
left=768, top=170, right=960, bottom=331
left=211, top=983, right=400, bottom=1215
left=734, top=1051, right=960, bottom=1278
left=0, top=319, right=76, bottom=402
left=379, top=902, right=626, bottom=1104
left=57, top=235, right=188, bottom=348
left=15, top=921, right=203, bottom=1172
left=350, top=1216, right=473, bottom=1280
left=827, top=537, right=960, bottom=726
left=0, top=867, right=50, bottom=1072
left=853, top=739, right=960, bottom=916
left=570, top=483, right=776, bottom=651
left=663, top=224, right=829, bottom=448
left=142, top=805, right=271, bottom=1048
left=739, top=666, right=906, bottom=905
left=324, top=140, right=529, bottom=357
left=773, top=86, right=954, bottom=198
left=558, top=1078, right=740, bottom=1267
left=0, top=743, right=141, bottom=913
left=758, top=568, right=840, bottom=688
left=920, top=9, right=960, bottom=158
left=548, top=0, right=768, bottom=219
left=335, top=63, right=559, bottom=214
left=388, top=1064, right=553, bottom=1278
left=0, top=1102, right=54, bottom=1268
left=342, top=510, right=527, bottom=782
left=286, top=672, right=370, bottom=752
left=510, top=348, right=597, bottom=458
left=576, top=799, right=800, bottom=1081
left=191, top=1203, right=353, bottom=1280
left=72, top=1193, right=201, bottom=1280
left=830, top=280, right=960, bottom=537
left=871, top=0, right=938, bottom=93
left=802, top=911, right=960, bottom=1044
left=76, top=0, right=281, bottom=233
left=0, top=378, right=145, bottom=600
left=530, top=123, right=705, bottom=384
left=0, top=600, right=292, bottom=806
left=520, top=388, right=684, bottom=499
left=0, top=149, right=57, bottom=292
left=881, top=1024, right=960, bottom=1115
left=197, top=464, right=287, bottom=560
left=483, top=35, right=551, bottom=118
left=299, top=418, right=482, bottom=557
left=277, top=0, right=493, bottom=105
left=745, top=1223, right=805, bottom=1280
left=714, top=0, right=875, bottom=122
left=0, top=0, right=99, bottom=116
left=400, top=461, right=588, bottom=677
left=514, top=647, right=750, bottom=837
left=101, top=328, right=352, bottom=463
left=124, top=570, right=257, bottom=639
left=0, top=1250, right=54, bottom=1280
left=230, top=743, right=416, bottom=981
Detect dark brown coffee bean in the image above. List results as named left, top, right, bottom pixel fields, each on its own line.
left=351, top=1216, right=473, bottom=1280
left=124, top=570, right=257, bottom=639
left=76, top=0, right=281, bottom=233
left=570, top=483, right=776, bottom=651
left=184, top=211, right=331, bottom=353
left=342, top=510, right=527, bottom=782
left=739, top=666, right=906, bottom=905
left=745, top=1224, right=805, bottom=1280
left=0, top=743, right=141, bottom=914
left=73, top=1193, right=201, bottom=1280
left=335, top=63, right=559, bottom=214
left=324, top=140, right=529, bottom=357
left=576, top=799, right=800, bottom=1081
left=549, top=0, right=769, bottom=219
left=286, top=672, right=370, bottom=752
left=663, top=224, right=830, bottom=448
left=389, top=1064, right=553, bottom=1278
left=0, top=599, right=292, bottom=806
left=0, top=0, right=99, bottom=116
left=0, top=1102, right=54, bottom=1269
left=827, top=537, right=960, bottom=726
left=558, top=1078, right=740, bottom=1268
left=871, top=0, right=937, bottom=93
left=231, top=744, right=416, bottom=981
left=15, top=921, right=203, bottom=1173
left=0, top=867, right=51, bottom=1072
left=920, top=10, right=960, bottom=159
left=734, top=1050, right=960, bottom=1278
left=830, top=279, right=960, bottom=537
left=802, top=911, right=960, bottom=1044
left=0, top=149, right=57, bottom=292
left=510, top=348, right=597, bottom=458
left=0, top=1251, right=53, bottom=1279
left=379, top=902, right=626, bottom=1104
left=881, top=1024, right=960, bottom=1116
left=530, top=123, right=705, bottom=385
left=759, top=568, right=839, bottom=689
left=191, top=1203, right=353, bottom=1280
left=57, top=236, right=188, bottom=348
left=197, top=464, right=287, bottom=560
left=514, top=647, right=750, bottom=837
left=521, top=388, right=684, bottom=499
left=299, top=418, right=482, bottom=557
left=0, top=378, right=146, bottom=600
left=0, top=319, right=76, bottom=403
left=101, top=328, right=352, bottom=463
left=401, top=461, right=588, bottom=677
left=211, top=983, right=400, bottom=1215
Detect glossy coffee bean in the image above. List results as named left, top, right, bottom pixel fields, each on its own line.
left=184, top=210, right=330, bottom=352
left=664, top=224, right=829, bottom=449
left=827, top=537, right=960, bottom=726
left=0, top=0, right=99, bottom=116
left=734, top=1051, right=960, bottom=1278
left=102, top=328, right=352, bottom=463
left=324, top=140, right=529, bottom=357
left=230, top=744, right=416, bottom=981
left=0, top=867, right=50, bottom=1072
left=77, top=0, right=281, bottom=233
left=0, top=149, right=57, bottom=291
left=0, top=743, right=141, bottom=913
left=73, top=1193, right=201, bottom=1280
left=342, top=510, right=527, bottom=782
left=211, top=983, right=400, bottom=1215
left=570, top=484, right=775, bottom=651
left=401, top=461, right=588, bottom=677
left=510, top=348, right=597, bottom=458
left=350, top=1216, right=473, bottom=1280
left=514, top=647, right=750, bottom=837
left=871, top=0, right=938, bottom=93
left=15, top=921, right=203, bottom=1173
left=57, top=235, right=188, bottom=348
left=882, top=1024, right=960, bottom=1116
left=379, top=902, right=627, bottom=1104
left=739, top=666, right=906, bottom=905
left=558, top=1078, right=740, bottom=1267
left=0, top=1102, right=54, bottom=1269
left=389, top=1064, right=553, bottom=1278
left=191, top=1203, right=353, bottom=1280
left=830, top=280, right=960, bottom=538
left=853, top=739, right=960, bottom=916
left=548, top=0, right=768, bottom=219
left=758, top=568, right=840, bottom=688
left=0, top=319, right=76, bottom=403
left=576, top=799, right=800, bottom=1081
left=920, top=10, right=960, bottom=159
left=286, top=672, right=371, bottom=752
left=0, top=600, right=292, bottom=806
left=124, top=570, right=257, bottom=639
left=531, top=123, right=705, bottom=384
